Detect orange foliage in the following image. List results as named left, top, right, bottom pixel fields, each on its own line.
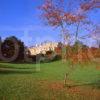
left=40, top=0, right=88, bottom=27
left=81, top=0, right=100, bottom=11
left=55, top=46, right=100, bottom=63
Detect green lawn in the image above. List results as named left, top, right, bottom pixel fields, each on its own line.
left=0, top=61, right=100, bottom=100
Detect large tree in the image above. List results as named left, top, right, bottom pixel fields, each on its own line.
left=39, top=0, right=88, bottom=60
left=40, top=0, right=99, bottom=42
left=39, top=0, right=100, bottom=86
left=0, top=36, right=25, bottom=62
left=39, top=0, right=83, bottom=42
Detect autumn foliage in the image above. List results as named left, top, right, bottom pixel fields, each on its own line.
left=55, top=43, right=100, bottom=63
left=40, top=0, right=88, bottom=26
left=40, top=0, right=100, bottom=63
left=81, top=0, right=100, bottom=11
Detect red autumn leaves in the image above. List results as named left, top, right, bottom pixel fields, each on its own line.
left=81, top=0, right=100, bottom=11
left=40, top=0, right=63, bottom=26
left=63, top=13, right=86, bottom=24
left=40, top=0, right=99, bottom=27
left=39, top=0, right=86, bottom=26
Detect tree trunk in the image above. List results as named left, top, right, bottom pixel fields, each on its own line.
left=75, top=22, right=80, bottom=42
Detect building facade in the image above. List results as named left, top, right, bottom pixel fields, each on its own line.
left=28, top=42, right=58, bottom=55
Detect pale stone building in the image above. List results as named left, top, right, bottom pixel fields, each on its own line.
left=28, top=42, right=58, bottom=55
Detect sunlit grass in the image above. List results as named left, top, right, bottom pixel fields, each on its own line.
left=0, top=61, right=100, bottom=100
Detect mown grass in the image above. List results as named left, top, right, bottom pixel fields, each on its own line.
left=0, top=61, right=100, bottom=100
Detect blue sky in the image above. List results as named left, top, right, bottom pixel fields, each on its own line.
left=0, top=0, right=99, bottom=47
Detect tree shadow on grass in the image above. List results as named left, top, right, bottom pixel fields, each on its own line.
left=66, top=80, right=100, bottom=89
left=0, top=68, right=37, bottom=75
left=0, top=66, right=33, bottom=69
left=0, top=63, right=34, bottom=69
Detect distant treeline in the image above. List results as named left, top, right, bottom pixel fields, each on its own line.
left=0, top=36, right=99, bottom=63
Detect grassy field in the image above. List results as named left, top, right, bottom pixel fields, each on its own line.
left=0, top=61, right=100, bottom=100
